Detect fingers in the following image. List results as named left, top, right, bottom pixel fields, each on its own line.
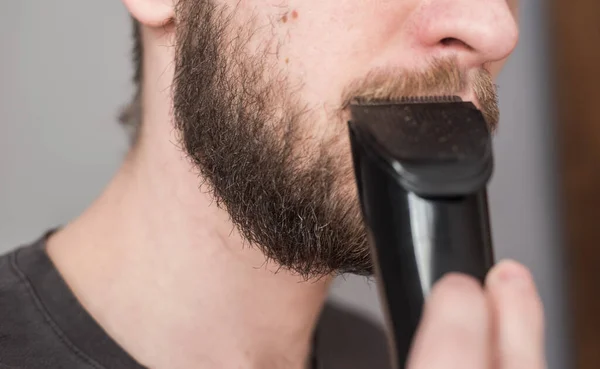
left=486, top=260, right=547, bottom=369
left=406, top=260, right=546, bottom=369
left=407, top=273, right=491, bottom=369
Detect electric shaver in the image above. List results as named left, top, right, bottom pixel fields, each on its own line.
left=348, top=96, right=495, bottom=368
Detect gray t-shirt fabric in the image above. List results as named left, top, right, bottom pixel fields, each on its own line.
left=0, top=233, right=392, bottom=369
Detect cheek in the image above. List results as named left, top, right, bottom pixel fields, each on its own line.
left=268, top=0, right=418, bottom=106
left=220, top=0, right=419, bottom=111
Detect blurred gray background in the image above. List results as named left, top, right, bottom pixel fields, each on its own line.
left=0, top=1, right=571, bottom=368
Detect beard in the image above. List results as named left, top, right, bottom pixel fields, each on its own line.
left=171, top=1, right=499, bottom=278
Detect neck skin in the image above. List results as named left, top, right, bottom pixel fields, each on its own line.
left=46, top=26, right=331, bottom=369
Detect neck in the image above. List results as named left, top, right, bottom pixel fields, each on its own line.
left=47, top=129, right=331, bottom=369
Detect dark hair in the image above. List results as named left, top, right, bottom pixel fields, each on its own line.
left=119, top=19, right=143, bottom=142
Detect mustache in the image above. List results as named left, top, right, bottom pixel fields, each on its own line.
left=339, top=58, right=499, bottom=130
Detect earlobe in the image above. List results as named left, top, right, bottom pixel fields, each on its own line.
left=122, top=0, right=174, bottom=27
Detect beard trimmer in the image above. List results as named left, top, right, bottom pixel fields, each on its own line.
left=348, top=96, right=495, bottom=368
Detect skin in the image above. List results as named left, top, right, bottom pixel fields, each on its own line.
left=408, top=260, right=546, bottom=369
left=46, top=0, right=545, bottom=368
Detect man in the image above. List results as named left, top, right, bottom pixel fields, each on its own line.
left=0, top=0, right=546, bottom=368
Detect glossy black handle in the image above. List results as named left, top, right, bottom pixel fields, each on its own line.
left=352, top=135, right=495, bottom=368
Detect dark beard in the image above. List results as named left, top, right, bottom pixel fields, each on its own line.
left=172, top=1, right=372, bottom=277
left=171, top=1, right=499, bottom=278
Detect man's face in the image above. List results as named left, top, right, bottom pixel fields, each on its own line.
left=172, top=0, right=519, bottom=277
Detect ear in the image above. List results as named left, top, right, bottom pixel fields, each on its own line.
left=122, top=0, right=174, bottom=27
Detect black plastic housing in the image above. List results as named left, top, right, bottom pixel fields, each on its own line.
left=348, top=101, right=495, bottom=368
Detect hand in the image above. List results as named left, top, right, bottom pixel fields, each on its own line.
left=407, top=260, right=546, bottom=369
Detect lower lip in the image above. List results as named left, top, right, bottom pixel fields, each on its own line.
left=460, top=92, right=481, bottom=110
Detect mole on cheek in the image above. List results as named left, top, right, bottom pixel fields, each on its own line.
left=280, top=10, right=298, bottom=23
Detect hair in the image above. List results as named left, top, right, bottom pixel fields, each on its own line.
left=119, top=19, right=144, bottom=143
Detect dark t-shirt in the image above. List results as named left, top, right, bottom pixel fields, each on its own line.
left=0, top=234, right=391, bottom=369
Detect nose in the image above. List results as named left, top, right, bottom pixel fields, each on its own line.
left=410, top=0, right=519, bottom=68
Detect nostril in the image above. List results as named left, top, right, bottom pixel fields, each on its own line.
left=440, top=37, right=455, bottom=46
left=440, top=37, right=474, bottom=51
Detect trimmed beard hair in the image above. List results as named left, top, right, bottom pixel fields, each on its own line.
left=171, top=1, right=499, bottom=278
